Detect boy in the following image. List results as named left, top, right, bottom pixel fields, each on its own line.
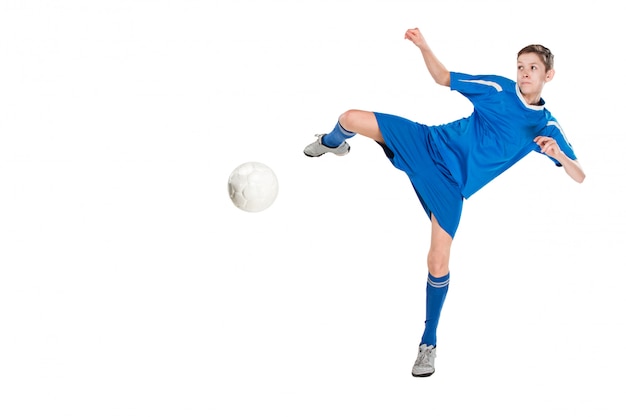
left=303, top=27, right=585, bottom=377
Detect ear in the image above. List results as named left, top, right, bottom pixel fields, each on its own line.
left=545, top=68, right=555, bottom=82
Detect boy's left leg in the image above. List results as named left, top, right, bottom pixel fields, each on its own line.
left=413, top=215, right=453, bottom=377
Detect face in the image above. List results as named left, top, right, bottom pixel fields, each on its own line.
left=517, top=52, right=554, bottom=99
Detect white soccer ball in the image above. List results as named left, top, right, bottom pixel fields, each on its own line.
left=227, top=161, right=279, bottom=212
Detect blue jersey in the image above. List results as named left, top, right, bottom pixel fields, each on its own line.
left=431, top=72, right=577, bottom=199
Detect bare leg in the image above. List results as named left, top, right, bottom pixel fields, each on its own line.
left=427, top=215, right=452, bottom=276
left=304, top=109, right=384, bottom=157
left=413, top=216, right=453, bottom=376
left=338, top=110, right=385, bottom=144
left=419, top=214, right=453, bottom=349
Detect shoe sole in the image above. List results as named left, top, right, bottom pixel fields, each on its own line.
left=412, top=370, right=435, bottom=378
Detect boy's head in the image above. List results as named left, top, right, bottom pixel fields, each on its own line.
left=517, top=44, right=554, bottom=71
left=517, top=44, right=555, bottom=104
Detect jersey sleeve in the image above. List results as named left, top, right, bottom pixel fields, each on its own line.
left=449, top=72, right=516, bottom=117
left=534, top=119, right=578, bottom=166
left=450, top=72, right=512, bottom=95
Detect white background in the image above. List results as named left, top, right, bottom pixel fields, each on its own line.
left=1, top=0, right=624, bottom=416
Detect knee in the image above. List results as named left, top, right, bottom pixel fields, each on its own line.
left=427, top=250, right=450, bottom=277
left=338, top=109, right=360, bottom=131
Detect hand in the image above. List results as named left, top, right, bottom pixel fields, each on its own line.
left=405, top=27, right=428, bottom=49
left=534, top=136, right=563, bottom=159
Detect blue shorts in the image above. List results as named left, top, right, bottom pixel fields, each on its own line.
left=374, top=112, right=464, bottom=238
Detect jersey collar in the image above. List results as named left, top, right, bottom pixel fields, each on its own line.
left=515, top=84, right=545, bottom=110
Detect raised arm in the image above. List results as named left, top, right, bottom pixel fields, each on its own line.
left=405, top=27, right=450, bottom=87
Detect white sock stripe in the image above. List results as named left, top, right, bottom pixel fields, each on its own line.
left=427, top=277, right=450, bottom=288
left=338, top=122, right=355, bottom=137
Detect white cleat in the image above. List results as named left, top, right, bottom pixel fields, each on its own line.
left=303, top=134, right=350, bottom=157
left=412, top=344, right=436, bottom=377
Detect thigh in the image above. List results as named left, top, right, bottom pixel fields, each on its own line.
left=428, top=215, right=453, bottom=276
left=430, top=215, right=453, bottom=252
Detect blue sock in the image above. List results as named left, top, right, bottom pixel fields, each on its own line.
left=420, top=272, right=450, bottom=347
left=321, top=121, right=355, bottom=147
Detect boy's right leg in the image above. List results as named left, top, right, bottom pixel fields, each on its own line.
left=303, top=110, right=384, bottom=157
left=339, top=110, right=384, bottom=143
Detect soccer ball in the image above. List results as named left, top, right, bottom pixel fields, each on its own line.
left=227, top=161, right=279, bottom=212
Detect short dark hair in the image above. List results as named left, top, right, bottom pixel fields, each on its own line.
left=518, top=44, right=554, bottom=71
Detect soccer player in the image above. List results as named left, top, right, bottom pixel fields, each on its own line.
left=303, top=27, right=585, bottom=377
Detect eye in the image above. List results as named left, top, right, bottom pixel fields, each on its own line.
left=531, top=65, right=538, bottom=70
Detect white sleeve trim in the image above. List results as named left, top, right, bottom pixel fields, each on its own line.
left=458, top=79, right=503, bottom=92
left=547, top=120, right=574, bottom=148
left=547, top=120, right=564, bottom=135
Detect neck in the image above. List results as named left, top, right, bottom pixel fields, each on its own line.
left=523, top=93, right=542, bottom=106
left=515, top=85, right=544, bottom=109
